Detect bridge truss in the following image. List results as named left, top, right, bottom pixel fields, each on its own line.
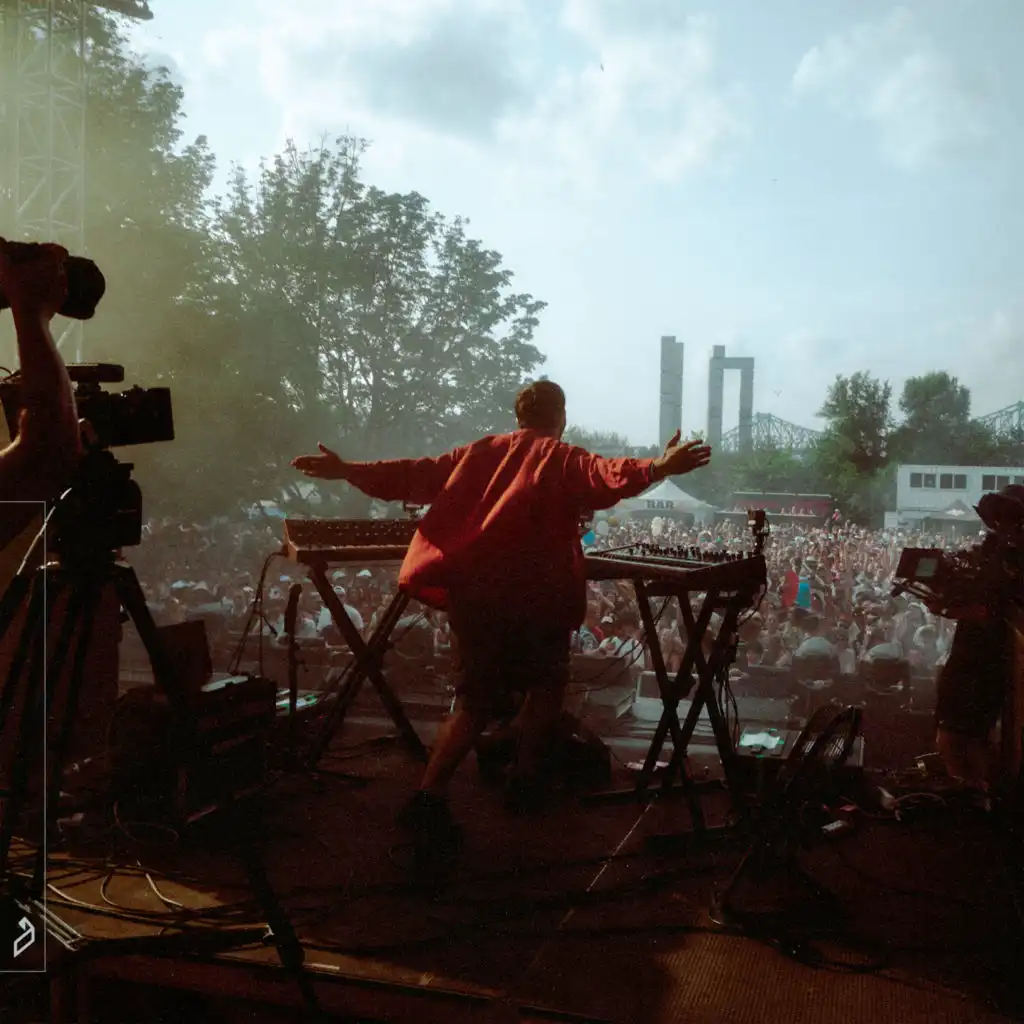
left=719, top=400, right=1024, bottom=455
left=974, top=400, right=1024, bottom=440
left=719, top=412, right=822, bottom=454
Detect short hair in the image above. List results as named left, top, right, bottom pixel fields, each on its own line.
left=515, top=380, right=565, bottom=429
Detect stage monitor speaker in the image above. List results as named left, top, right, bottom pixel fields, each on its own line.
left=110, top=673, right=277, bottom=825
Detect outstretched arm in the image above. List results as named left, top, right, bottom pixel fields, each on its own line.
left=292, top=443, right=464, bottom=505
left=564, top=430, right=712, bottom=510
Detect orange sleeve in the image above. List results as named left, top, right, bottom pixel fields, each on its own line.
left=342, top=448, right=465, bottom=504
left=563, top=447, right=658, bottom=510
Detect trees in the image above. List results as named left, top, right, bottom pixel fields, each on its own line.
left=732, top=444, right=815, bottom=494
left=816, top=372, right=893, bottom=476
left=189, top=138, right=546, bottom=517
left=563, top=426, right=635, bottom=456
left=19, top=8, right=546, bottom=522
left=1, top=11, right=216, bottom=520
left=890, top=372, right=996, bottom=465
left=53, top=11, right=223, bottom=519
left=811, top=372, right=894, bottom=524
left=988, top=424, right=1024, bottom=468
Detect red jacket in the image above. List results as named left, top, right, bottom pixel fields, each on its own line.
left=341, top=430, right=658, bottom=628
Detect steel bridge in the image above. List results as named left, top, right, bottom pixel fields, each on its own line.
left=719, top=400, right=1024, bottom=454
left=974, top=399, right=1024, bottom=439
left=719, top=413, right=822, bottom=454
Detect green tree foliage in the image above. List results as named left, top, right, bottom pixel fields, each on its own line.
left=811, top=372, right=893, bottom=524
left=1, top=11, right=215, bottom=510
left=187, top=138, right=546, bottom=518
left=988, top=423, right=1024, bottom=467
left=732, top=444, right=815, bottom=494
left=5, top=20, right=545, bottom=522
left=890, top=371, right=996, bottom=464
left=562, top=426, right=635, bottom=455
left=815, top=372, right=893, bottom=476
left=80, top=18, right=221, bottom=520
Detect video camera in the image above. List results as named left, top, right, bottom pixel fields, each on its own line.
left=0, top=238, right=106, bottom=320
left=0, top=363, right=173, bottom=449
left=892, top=486, right=1024, bottom=614
left=0, top=365, right=173, bottom=555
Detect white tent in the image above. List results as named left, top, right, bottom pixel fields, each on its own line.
left=615, top=479, right=716, bottom=524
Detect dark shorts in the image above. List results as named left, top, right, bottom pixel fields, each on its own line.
left=447, top=603, right=571, bottom=719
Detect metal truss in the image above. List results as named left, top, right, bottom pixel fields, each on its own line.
left=3, top=0, right=88, bottom=357
left=2, top=0, right=151, bottom=360
left=720, top=412, right=823, bottom=454
left=716, top=402, right=1024, bottom=454
left=974, top=400, right=1024, bottom=440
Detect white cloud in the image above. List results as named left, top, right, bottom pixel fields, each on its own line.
left=536, top=2, right=749, bottom=186
left=792, top=7, right=989, bottom=169
left=185, top=0, right=747, bottom=192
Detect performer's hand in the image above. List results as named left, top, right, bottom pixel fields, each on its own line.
left=654, top=436, right=711, bottom=478
left=291, top=443, right=347, bottom=480
left=661, top=429, right=682, bottom=457
left=0, top=241, right=69, bottom=321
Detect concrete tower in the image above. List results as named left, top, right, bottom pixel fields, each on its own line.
left=658, top=335, right=684, bottom=444
left=707, top=345, right=755, bottom=452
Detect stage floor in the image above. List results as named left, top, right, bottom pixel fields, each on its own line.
left=7, top=717, right=1024, bottom=1024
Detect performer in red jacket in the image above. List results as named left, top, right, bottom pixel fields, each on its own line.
left=292, top=381, right=710, bottom=849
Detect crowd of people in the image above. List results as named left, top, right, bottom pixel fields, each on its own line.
left=2, top=241, right=1005, bottom=873
left=581, top=516, right=964, bottom=686
left=127, top=509, right=971, bottom=691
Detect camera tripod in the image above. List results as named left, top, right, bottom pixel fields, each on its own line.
left=0, top=476, right=325, bottom=1017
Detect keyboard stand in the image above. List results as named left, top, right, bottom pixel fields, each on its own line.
left=303, top=567, right=427, bottom=770
left=583, top=580, right=751, bottom=827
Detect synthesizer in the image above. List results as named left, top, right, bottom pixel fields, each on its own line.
left=283, top=518, right=418, bottom=566
left=585, top=544, right=767, bottom=591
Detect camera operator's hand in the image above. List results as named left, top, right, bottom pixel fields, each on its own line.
left=0, top=242, right=68, bottom=321
left=79, top=418, right=98, bottom=449
left=291, top=443, right=347, bottom=481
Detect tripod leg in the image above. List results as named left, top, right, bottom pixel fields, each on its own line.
left=117, top=565, right=321, bottom=1012
left=0, top=638, right=45, bottom=884
left=0, top=572, right=73, bottom=884
left=32, top=580, right=102, bottom=897
left=113, top=567, right=200, bottom=752
left=0, top=575, right=45, bottom=741
left=232, top=817, right=324, bottom=1019
left=0, top=574, right=32, bottom=647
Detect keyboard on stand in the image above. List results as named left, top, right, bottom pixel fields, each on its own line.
left=585, top=544, right=767, bottom=591
left=283, top=518, right=419, bottom=566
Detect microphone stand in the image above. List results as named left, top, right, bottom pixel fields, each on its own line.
left=282, top=583, right=302, bottom=759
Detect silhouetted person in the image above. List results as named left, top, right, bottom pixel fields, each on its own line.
left=292, top=380, right=711, bottom=859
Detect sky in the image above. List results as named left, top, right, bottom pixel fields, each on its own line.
left=126, top=0, right=1024, bottom=447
